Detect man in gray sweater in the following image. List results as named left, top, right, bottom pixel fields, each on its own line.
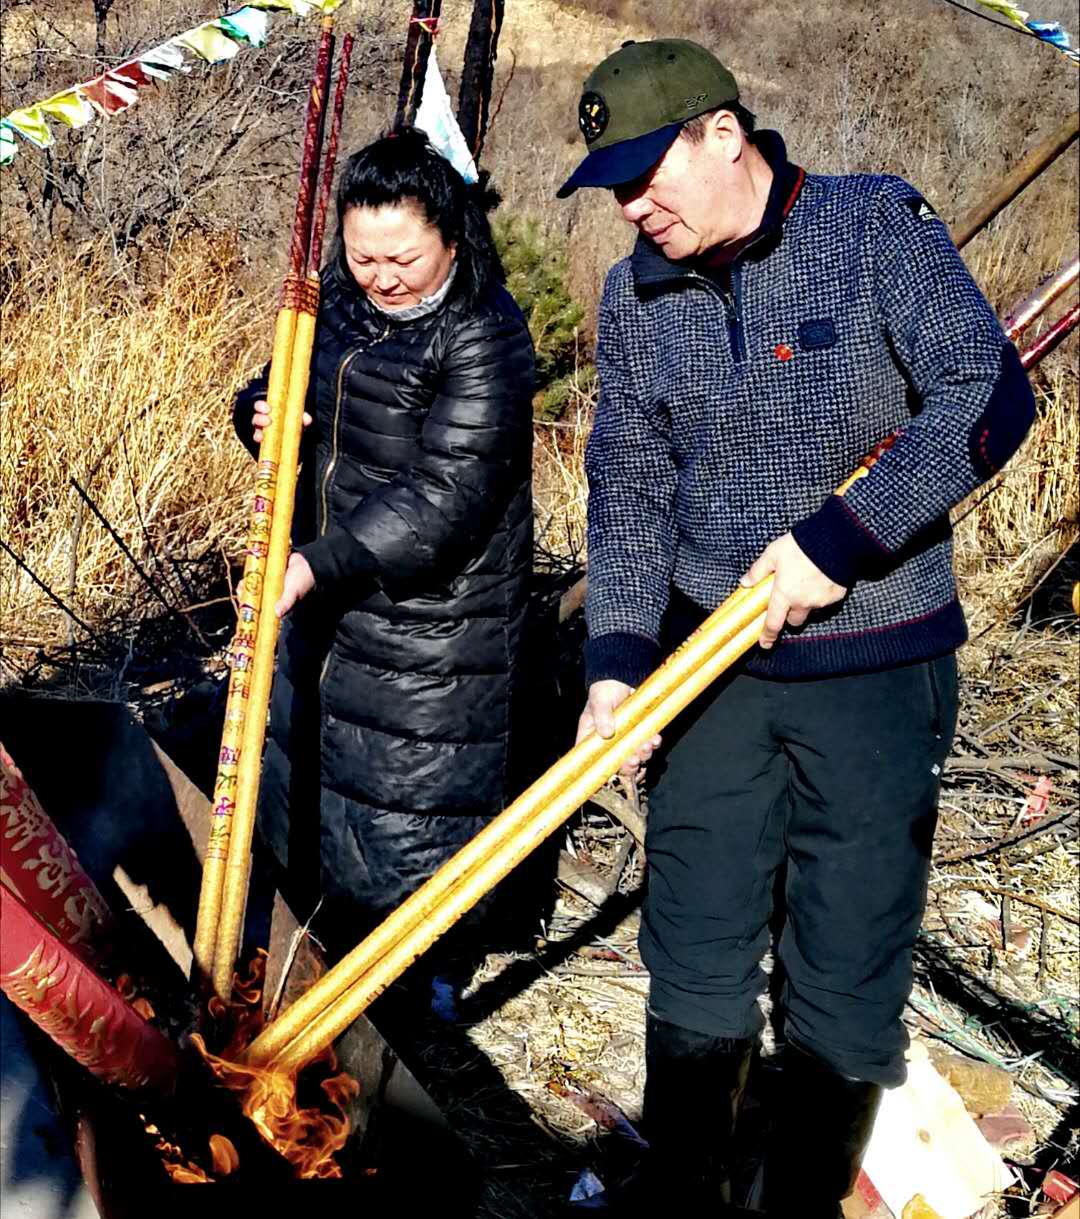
left=559, top=38, right=1035, bottom=1217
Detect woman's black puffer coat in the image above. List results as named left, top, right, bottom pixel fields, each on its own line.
left=236, top=259, right=535, bottom=942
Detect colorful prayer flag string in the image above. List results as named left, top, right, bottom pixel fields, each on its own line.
left=0, top=1, right=343, bottom=167
left=973, top=0, right=1080, bottom=62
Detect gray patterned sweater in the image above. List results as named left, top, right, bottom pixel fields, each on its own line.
left=584, top=132, right=1036, bottom=684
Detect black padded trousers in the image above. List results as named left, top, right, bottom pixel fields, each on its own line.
left=639, top=654, right=957, bottom=1087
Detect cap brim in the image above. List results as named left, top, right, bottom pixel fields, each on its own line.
left=556, top=122, right=684, bottom=198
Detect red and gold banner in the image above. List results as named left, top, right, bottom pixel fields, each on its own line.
left=0, top=742, right=113, bottom=964
left=1, top=884, right=179, bottom=1091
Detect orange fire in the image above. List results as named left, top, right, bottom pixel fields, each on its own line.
left=143, top=952, right=360, bottom=1184
left=115, top=973, right=156, bottom=1021
left=209, top=1133, right=240, bottom=1176
left=191, top=951, right=360, bottom=1180
left=143, top=1122, right=226, bottom=1184
left=190, top=1034, right=359, bottom=1179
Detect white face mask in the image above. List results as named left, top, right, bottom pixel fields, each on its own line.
left=367, top=262, right=458, bottom=320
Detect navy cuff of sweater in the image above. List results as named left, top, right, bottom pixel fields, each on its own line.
left=298, top=529, right=376, bottom=589
left=791, top=495, right=890, bottom=589
left=585, top=631, right=660, bottom=689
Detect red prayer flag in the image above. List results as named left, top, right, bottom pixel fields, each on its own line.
left=110, top=60, right=150, bottom=89
left=79, top=70, right=141, bottom=116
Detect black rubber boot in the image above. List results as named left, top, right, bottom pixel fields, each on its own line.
left=760, top=1041, right=882, bottom=1219
left=603, top=1014, right=753, bottom=1215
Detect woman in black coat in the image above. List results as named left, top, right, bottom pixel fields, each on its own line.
left=235, top=129, right=535, bottom=961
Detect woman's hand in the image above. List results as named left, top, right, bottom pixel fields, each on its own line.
left=252, top=399, right=313, bottom=445
left=576, top=679, right=661, bottom=777
left=276, top=552, right=316, bottom=618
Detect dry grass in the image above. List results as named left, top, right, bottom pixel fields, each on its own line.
left=533, top=379, right=594, bottom=561
left=954, top=359, right=1080, bottom=629
left=0, top=236, right=267, bottom=682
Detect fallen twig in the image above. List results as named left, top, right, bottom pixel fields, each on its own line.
left=936, top=807, right=1077, bottom=863
left=940, top=883, right=1079, bottom=926
left=947, top=751, right=1079, bottom=775
left=974, top=676, right=1073, bottom=742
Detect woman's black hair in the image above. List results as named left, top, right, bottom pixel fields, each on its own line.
left=332, top=125, right=504, bottom=309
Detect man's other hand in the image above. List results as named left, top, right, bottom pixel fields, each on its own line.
left=741, top=532, right=847, bottom=649
left=576, top=679, right=661, bottom=776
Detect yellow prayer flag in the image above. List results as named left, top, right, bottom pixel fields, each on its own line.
left=40, top=89, right=95, bottom=129
left=176, top=23, right=243, bottom=64
left=5, top=106, right=53, bottom=149
left=976, top=1, right=1032, bottom=29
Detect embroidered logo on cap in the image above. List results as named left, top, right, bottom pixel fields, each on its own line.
left=579, top=92, right=609, bottom=143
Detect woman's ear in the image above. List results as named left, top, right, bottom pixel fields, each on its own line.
left=449, top=241, right=458, bottom=261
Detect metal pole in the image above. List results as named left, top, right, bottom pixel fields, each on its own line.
left=1003, top=257, right=1079, bottom=341
left=1019, top=302, right=1079, bottom=368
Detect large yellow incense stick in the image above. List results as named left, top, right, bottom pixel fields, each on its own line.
left=243, top=582, right=770, bottom=1067
left=192, top=22, right=336, bottom=991
left=266, top=607, right=770, bottom=1074
left=210, top=29, right=355, bottom=1001
left=212, top=295, right=322, bottom=999
left=192, top=302, right=297, bottom=983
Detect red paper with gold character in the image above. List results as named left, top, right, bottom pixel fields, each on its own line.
left=0, top=742, right=113, bottom=963
left=1, top=884, right=177, bottom=1091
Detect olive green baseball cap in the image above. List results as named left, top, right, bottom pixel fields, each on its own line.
left=557, top=39, right=740, bottom=198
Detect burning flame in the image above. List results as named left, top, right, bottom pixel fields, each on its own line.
left=191, top=1035, right=359, bottom=1179
left=143, top=952, right=359, bottom=1184
left=143, top=1124, right=239, bottom=1183
left=143, top=1122, right=221, bottom=1184
left=115, top=973, right=156, bottom=1021
left=209, top=1134, right=240, bottom=1176
left=192, top=951, right=361, bottom=1180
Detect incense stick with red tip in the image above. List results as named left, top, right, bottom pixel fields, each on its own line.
left=193, top=19, right=336, bottom=993
left=211, top=29, right=356, bottom=1001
